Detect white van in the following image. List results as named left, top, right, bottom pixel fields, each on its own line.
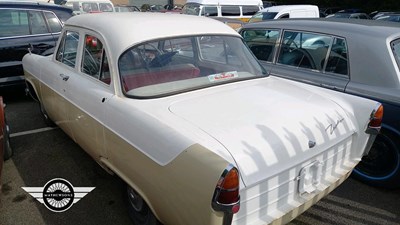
left=248, top=5, right=319, bottom=22
left=64, top=0, right=114, bottom=14
left=182, top=0, right=263, bottom=22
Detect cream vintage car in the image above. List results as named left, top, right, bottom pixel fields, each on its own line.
left=23, top=13, right=382, bottom=225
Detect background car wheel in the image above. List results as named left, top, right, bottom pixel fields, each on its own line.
left=125, top=185, right=161, bottom=225
left=352, top=130, right=400, bottom=188
left=3, top=122, right=12, bottom=160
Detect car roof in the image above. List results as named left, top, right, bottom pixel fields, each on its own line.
left=259, top=4, right=318, bottom=12
left=66, top=12, right=241, bottom=55
left=185, top=0, right=262, bottom=6
left=0, top=1, right=71, bottom=11
left=242, top=18, right=400, bottom=38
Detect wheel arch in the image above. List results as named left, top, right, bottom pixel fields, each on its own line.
left=99, top=143, right=229, bottom=225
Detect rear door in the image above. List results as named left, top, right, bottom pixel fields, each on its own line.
left=242, top=28, right=350, bottom=92
left=273, top=30, right=349, bottom=91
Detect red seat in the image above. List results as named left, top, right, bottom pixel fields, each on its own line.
left=122, top=64, right=200, bottom=92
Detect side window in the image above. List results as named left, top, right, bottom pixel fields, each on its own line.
left=29, top=10, right=48, bottom=34
left=325, top=38, right=348, bottom=75
left=242, top=6, right=259, bottom=16
left=221, top=6, right=240, bottom=16
left=99, top=3, right=113, bottom=12
left=82, top=3, right=99, bottom=13
left=56, top=31, right=79, bottom=68
left=72, top=2, right=80, bottom=11
left=279, top=14, right=289, bottom=19
left=242, top=29, right=280, bottom=62
left=162, top=37, right=194, bottom=58
left=278, top=31, right=332, bottom=71
left=0, top=9, right=29, bottom=37
left=82, top=35, right=102, bottom=77
left=201, top=6, right=218, bottom=16
left=44, top=11, right=62, bottom=33
left=81, top=35, right=110, bottom=85
left=199, top=36, right=241, bottom=66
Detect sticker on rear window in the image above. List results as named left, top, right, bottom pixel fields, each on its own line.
left=208, top=71, right=238, bottom=82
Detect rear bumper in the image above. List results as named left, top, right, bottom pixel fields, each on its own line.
left=269, top=170, right=351, bottom=225
left=232, top=135, right=359, bottom=225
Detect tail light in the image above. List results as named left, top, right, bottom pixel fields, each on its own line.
left=366, top=104, right=383, bottom=134
left=212, top=164, right=240, bottom=215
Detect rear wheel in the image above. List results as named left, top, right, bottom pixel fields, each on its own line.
left=352, top=130, right=400, bottom=188
left=125, top=185, right=161, bottom=225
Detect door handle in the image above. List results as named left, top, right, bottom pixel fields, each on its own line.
left=320, top=83, right=337, bottom=90
left=59, top=73, right=69, bottom=81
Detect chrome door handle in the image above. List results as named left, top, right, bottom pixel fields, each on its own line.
left=320, top=83, right=336, bottom=90
left=59, top=74, right=69, bottom=81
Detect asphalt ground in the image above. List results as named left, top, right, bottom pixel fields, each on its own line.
left=0, top=88, right=399, bottom=225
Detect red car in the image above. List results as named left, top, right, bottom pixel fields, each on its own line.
left=0, top=96, right=12, bottom=187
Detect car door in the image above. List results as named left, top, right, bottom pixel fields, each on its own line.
left=62, top=32, right=114, bottom=159
left=0, top=9, right=57, bottom=84
left=41, top=29, right=80, bottom=139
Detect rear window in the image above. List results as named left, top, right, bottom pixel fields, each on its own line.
left=118, top=35, right=266, bottom=98
left=391, top=39, right=400, bottom=71
left=242, top=29, right=280, bottom=62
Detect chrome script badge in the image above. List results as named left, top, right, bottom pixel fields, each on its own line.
left=22, top=178, right=95, bottom=212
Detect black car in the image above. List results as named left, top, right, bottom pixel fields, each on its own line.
left=0, top=2, right=73, bottom=89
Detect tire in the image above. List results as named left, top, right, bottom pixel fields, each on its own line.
left=352, top=130, right=400, bottom=188
left=125, top=185, right=161, bottom=225
left=3, top=122, right=12, bottom=160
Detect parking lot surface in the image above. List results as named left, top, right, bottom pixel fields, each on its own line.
left=1, top=89, right=400, bottom=225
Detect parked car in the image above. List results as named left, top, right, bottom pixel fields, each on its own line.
left=64, top=0, right=114, bottom=14
left=114, top=5, right=140, bottom=12
left=23, top=13, right=381, bottom=225
left=375, top=13, right=400, bottom=23
left=211, top=16, right=245, bottom=30
left=325, top=12, right=370, bottom=19
left=240, top=18, right=400, bottom=188
left=182, top=0, right=263, bottom=22
left=248, top=5, right=319, bottom=23
left=0, top=2, right=73, bottom=88
left=0, top=96, right=12, bottom=191
left=370, top=11, right=399, bottom=19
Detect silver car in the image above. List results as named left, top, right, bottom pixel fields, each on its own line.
left=240, top=18, right=400, bottom=188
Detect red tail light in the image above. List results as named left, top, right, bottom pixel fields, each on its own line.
left=212, top=165, right=240, bottom=214
left=366, top=104, right=383, bottom=134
